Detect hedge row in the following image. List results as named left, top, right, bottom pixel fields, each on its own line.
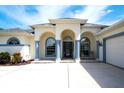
left=0, top=52, right=22, bottom=64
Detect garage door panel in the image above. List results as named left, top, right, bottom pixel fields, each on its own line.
left=106, top=35, right=124, bottom=68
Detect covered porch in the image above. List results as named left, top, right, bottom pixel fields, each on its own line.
left=34, top=30, right=96, bottom=62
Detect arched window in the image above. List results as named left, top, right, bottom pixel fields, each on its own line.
left=46, top=37, right=56, bottom=57
left=80, top=37, right=90, bottom=56
left=7, top=37, right=20, bottom=45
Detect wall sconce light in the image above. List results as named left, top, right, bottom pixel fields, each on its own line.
left=99, top=41, right=103, bottom=46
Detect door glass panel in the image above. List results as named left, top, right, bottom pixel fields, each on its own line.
left=63, top=36, right=73, bottom=58
left=63, top=42, right=73, bottom=58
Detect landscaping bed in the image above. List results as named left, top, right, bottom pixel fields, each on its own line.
left=0, top=60, right=32, bottom=66
left=0, top=52, right=33, bottom=66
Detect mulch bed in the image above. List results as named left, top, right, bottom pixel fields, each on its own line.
left=0, top=60, right=34, bottom=66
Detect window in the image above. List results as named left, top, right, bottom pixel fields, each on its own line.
left=46, top=37, right=55, bottom=57
left=7, top=37, right=20, bottom=45
left=80, top=37, right=90, bottom=56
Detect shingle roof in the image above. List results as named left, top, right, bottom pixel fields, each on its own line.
left=83, top=23, right=109, bottom=27
left=0, top=28, right=33, bottom=36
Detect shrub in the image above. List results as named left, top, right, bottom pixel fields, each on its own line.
left=11, top=53, right=22, bottom=64
left=0, top=52, right=11, bottom=64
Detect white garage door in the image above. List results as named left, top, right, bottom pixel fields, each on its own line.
left=106, top=35, right=124, bottom=68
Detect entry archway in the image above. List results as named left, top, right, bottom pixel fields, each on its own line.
left=40, top=32, right=55, bottom=59
left=61, top=30, right=75, bottom=59
left=80, top=32, right=96, bottom=59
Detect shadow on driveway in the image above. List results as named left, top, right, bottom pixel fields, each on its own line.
left=80, top=62, right=124, bottom=88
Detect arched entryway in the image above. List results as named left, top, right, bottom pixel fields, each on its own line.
left=80, top=32, right=96, bottom=59
left=61, top=30, right=75, bottom=59
left=40, top=32, right=55, bottom=59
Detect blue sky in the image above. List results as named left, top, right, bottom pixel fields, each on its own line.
left=0, top=5, right=124, bottom=29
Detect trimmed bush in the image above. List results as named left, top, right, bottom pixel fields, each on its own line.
left=11, top=53, right=22, bottom=64
left=0, top=52, right=11, bottom=64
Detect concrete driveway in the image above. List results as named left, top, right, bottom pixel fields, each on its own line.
left=0, top=62, right=124, bottom=90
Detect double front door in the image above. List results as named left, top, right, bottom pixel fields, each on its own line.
left=63, top=42, right=73, bottom=58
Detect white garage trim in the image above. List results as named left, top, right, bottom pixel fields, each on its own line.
left=96, top=41, right=104, bottom=61
left=103, top=31, right=124, bottom=65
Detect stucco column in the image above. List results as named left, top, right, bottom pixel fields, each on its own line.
left=75, top=28, right=81, bottom=63
left=35, top=41, right=40, bottom=60
left=56, top=40, right=61, bottom=62
left=75, top=40, right=80, bottom=63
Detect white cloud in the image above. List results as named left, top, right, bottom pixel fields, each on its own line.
left=0, top=5, right=70, bottom=28
left=0, top=5, right=116, bottom=28
left=98, top=19, right=120, bottom=25
left=0, top=6, right=39, bottom=26
left=73, top=5, right=112, bottom=23
left=36, top=6, right=70, bottom=23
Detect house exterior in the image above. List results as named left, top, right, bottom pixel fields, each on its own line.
left=0, top=18, right=124, bottom=68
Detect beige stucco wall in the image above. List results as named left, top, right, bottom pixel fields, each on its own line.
left=56, top=23, right=80, bottom=40
left=34, top=27, right=55, bottom=41
left=81, top=27, right=101, bottom=35
left=28, top=36, right=35, bottom=59
left=0, top=35, right=29, bottom=44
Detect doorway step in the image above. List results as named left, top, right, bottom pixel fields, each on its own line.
left=60, top=59, right=75, bottom=63
left=32, top=60, right=55, bottom=64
